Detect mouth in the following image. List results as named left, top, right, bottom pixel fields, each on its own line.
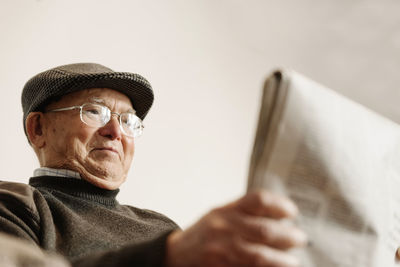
left=93, top=147, right=119, bottom=155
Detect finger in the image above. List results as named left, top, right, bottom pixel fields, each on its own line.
left=235, top=190, right=299, bottom=219
left=230, top=213, right=307, bottom=249
left=230, top=238, right=301, bottom=267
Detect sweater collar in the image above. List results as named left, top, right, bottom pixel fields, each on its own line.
left=29, top=176, right=120, bottom=207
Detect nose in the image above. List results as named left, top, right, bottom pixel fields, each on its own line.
left=97, top=114, right=122, bottom=140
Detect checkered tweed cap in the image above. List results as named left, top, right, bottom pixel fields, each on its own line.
left=22, top=63, right=154, bottom=136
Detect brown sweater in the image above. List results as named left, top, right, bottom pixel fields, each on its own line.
left=0, top=176, right=179, bottom=266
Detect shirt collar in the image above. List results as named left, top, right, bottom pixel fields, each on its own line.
left=33, top=167, right=81, bottom=179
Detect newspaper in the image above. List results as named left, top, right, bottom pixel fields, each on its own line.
left=247, top=70, right=400, bottom=267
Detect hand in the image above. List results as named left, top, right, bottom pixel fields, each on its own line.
left=165, top=190, right=307, bottom=267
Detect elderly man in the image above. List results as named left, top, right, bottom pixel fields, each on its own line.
left=0, top=63, right=306, bottom=267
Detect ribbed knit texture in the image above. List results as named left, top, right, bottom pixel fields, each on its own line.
left=0, top=176, right=179, bottom=266
left=29, top=176, right=120, bottom=207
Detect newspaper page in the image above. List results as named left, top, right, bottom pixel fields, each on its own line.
left=247, top=70, right=400, bottom=267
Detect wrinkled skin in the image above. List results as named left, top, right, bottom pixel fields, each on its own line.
left=166, top=190, right=307, bottom=267
left=26, top=88, right=135, bottom=190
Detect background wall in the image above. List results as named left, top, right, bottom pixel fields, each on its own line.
left=1, top=0, right=399, bottom=227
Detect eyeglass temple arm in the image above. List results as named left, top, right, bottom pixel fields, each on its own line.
left=47, top=106, right=82, bottom=112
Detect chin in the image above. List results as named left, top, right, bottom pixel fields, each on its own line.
left=81, top=163, right=127, bottom=190
left=83, top=173, right=125, bottom=190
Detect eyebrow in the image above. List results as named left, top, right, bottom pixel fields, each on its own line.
left=89, top=97, right=136, bottom=113
left=90, top=97, right=106, bottom=104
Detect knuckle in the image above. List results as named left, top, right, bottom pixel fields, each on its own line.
left=249, top=190, right=268, bottom=210
left=203, top=213, right=229, bottom=240
left=231, top=236, right=301, bottom=267
left=248, top=246, right=279, bottom=267
left=257, top=221, right=274, bottom=242
left=252, top=248, right=299, bottom=267
left=231, top=237, right=266, bottom=267
left=250, top=252, right=268, bottom=267
left=208, top=221, right=223, bottom=236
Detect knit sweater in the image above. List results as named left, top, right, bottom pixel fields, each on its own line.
left=0, top=176, right=179, bottom=266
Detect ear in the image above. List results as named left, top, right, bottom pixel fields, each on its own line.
left=26, top=112, right=47, bottom=148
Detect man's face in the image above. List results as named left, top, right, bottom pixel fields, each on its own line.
left=40, top=88, right=135, bottom=190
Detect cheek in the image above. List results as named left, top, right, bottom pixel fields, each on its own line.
left=77, top=129, right=100, bottom=154
left=123, top=140, right=135, bottom=164
left=53, top=124, right=96, bottom=156
left=76, top=128, right=95, bottom=143
left=48, top=124, right=69, bottom=151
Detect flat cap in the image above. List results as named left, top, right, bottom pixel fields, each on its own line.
left=21, top=63, right=154, bottom=136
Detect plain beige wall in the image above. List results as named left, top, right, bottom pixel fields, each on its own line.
left=1, top=0, right=399, bottom=227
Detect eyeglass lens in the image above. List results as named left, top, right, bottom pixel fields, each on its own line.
left=81, top=103, right=143, bottom=137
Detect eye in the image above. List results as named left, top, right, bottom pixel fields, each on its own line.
left=121, top=113, right=140, bottom=127
left=119, top=113, right=143, bottom=137
left=86, top=108, right=100, bottom=115
left=121, top=114, right=132, bottom=126
left=82, top=104, right=105, bottom=116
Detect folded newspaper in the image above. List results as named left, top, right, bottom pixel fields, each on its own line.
left=247, top=70, right=400, bottom=267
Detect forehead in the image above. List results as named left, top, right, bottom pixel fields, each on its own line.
left=47, top=88, right=133, bottom=110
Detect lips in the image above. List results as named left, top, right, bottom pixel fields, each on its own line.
left=92, top=147, right=120, bottom=156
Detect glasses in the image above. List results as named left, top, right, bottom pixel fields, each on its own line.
left=47, top=103, right=144, bottom=137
